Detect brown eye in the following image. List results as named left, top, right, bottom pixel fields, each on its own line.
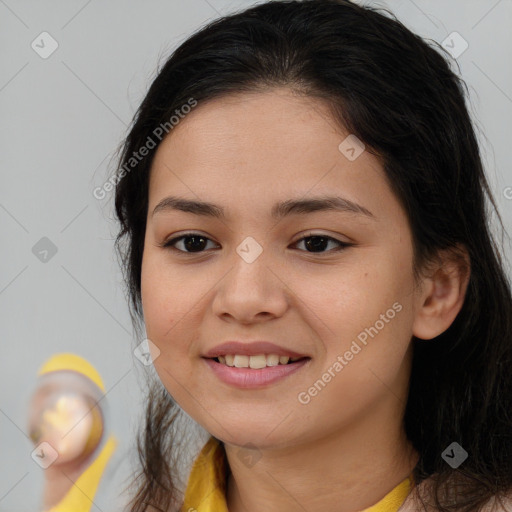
left=163, top=233, right=218, bottom=253
left=161, top=232, right=352, bottom=255
left=293, top=234, right=351, bottom=253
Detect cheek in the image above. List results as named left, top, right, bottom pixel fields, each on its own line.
left=141, top=251, right=182, bottom=360
left=310, top=258, right=413, bottom=364
left=300, top=263, right=399, bottom=335
left=140, top=249, right=206, bottom=381
left=141, top=248, right=188, bottom=329
left=141, top=258, right=199, bottom=403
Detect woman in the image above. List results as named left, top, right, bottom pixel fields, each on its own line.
left=113, top=1, right=512, bottom=510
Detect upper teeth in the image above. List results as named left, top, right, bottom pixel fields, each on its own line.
left=217, top=354, right=302, bottom=368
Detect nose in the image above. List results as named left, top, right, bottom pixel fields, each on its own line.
left=211, top=247, right=289, bottom=324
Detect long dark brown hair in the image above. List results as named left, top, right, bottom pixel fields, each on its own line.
left=112, top=1, right=512, bottom=510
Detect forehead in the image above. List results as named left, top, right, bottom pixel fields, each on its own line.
left=147, top=88, right=399, bottom=224
left=155, top=89, right=339, bottom=165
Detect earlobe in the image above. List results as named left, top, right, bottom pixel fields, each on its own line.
left=412, top=247, right=470, bottom=341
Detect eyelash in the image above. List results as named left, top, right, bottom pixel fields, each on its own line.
left=160, top=231, right=353, bottom=255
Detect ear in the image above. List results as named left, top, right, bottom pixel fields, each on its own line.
left=412, top=244, right=471, bottom=340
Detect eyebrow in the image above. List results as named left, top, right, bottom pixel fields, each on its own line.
left=151, top=195, right=375, bottom=220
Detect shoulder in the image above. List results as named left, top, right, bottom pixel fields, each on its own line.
left=398, top=477, right=512, bottom=512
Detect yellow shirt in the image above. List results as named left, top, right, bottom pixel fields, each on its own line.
left=182, top=436, right=414, bottom=512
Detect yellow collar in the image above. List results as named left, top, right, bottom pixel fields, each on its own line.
left=182, top=436, right=414, bottom=512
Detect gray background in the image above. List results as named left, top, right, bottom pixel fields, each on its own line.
left=1, top=0, right=511, bottom=510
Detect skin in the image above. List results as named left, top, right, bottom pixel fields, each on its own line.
left=140, top=87, right=470, bottom=512
left=33, top=390, right=103, bottom=510
left=42, top=455, right=97, bottom=510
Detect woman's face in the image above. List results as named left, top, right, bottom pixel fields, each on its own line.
left=141, top=88, right=422, bottom=449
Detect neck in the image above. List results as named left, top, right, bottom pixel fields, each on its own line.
left=224, top=395, right=419, bottom=512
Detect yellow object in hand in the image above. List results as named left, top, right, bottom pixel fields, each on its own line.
left=28, top=353, right=118, bottom=512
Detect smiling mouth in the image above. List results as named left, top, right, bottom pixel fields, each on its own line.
left=210, top=354, right=310, bottom=369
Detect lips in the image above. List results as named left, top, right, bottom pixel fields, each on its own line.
left=204, top=357, right=310, bottom=388
left=202, top=341, right=309, bottom=359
